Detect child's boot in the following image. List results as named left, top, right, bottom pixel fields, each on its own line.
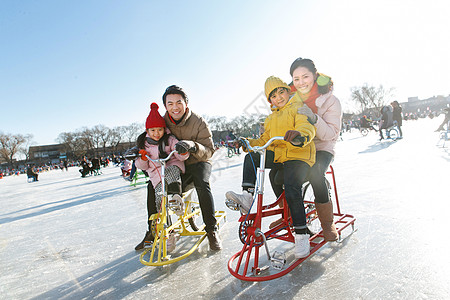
left=225, top=190, right=253, bottom=214
left=294, top=233, right=310, bottom=258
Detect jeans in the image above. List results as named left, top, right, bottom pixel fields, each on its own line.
left=242, top=151, right=285, bottom=197
left=282, top=160, right=310, bottom=229
left=146, top=161, right=217, bottom=233
left=129, top=161, right=136, bottom=179
left=242, top=151, right=309, bottom=229
left=308, top=151, right=334, bottom=204
left=242, top=151, right=278, bottom=188
left=397, top=125, right=403, bottom=137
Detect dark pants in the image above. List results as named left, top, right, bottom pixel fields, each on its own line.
left=146, top=161, right=217, bottom=233
left=242, top=151, right=309, bottom=229
left=308, top=151, right=334, bottom=204
left=129, top=161, right=136, bottom=178
left=242, top=151, right=279, bottom=189
left=283, top=160, right=310, bottom=229
left=242, top=151, right=284, bottom=198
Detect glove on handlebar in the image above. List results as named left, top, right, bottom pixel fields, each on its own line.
left=123, top=146, right=140, bottom=159
left=284, top=130, right=306, bottom=146
left=238, top=138, right=248, bottom=152
left=139, top=149, right=148, bottom=161
left=175, top=140, right=197, bottom=155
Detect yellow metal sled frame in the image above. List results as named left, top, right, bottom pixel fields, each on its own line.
left=140, top=189, right=226, bottom=266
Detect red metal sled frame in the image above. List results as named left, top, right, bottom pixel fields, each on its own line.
left=227, top=165, right=356, bottom=281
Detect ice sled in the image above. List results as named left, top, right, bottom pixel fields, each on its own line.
left=138, top=150, right=226, bottom=266
left=226, top=137, right=356, bottom=281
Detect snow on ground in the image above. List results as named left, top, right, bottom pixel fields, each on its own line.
left=1, top=116, right=449, bottom=299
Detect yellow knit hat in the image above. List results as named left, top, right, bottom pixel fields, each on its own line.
left=264, top=76, right=290, bottom=101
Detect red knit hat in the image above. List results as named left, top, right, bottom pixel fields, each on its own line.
left=145, top=103, right=166, bottom=129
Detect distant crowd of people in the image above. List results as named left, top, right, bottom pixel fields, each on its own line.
left=341, top=104, right=449, bottom=139
left=1, top=160, right=77, bottom=179
left=1, top=154, right=125, bottom=180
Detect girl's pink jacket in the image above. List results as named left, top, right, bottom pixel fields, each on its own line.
left=135, top=131, right=189, bottom=187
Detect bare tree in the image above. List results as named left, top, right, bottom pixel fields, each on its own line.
left=205, top=116, right=228, bottom=131
left=109, top=126, right=126, bottom=153
left=123, top=122, right=143, bottom=147
left=77, top=127, right=95, bottom=158
left=17, top=134, right=34, bottom=161
left=229, top=114, right=265, bottom=137
left=0, top=132, right=27, bottom=168
left=350, top=83, right=395, bottom=115
left=98, top=126, right=113, bottom=156
left=56, top=131, right=77, bottom=158
left=91, top=125, right=111, bottom=156
left=208, top=113, right=266, bottom=141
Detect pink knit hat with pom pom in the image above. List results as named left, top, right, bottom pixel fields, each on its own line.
left=145, top=103, right=166, bottom=129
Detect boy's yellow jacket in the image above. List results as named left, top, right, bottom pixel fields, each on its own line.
left=248, top=97, right=316, bottom=166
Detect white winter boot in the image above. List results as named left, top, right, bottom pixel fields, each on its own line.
left=225, top=190, right=253, bottom=214
left=294, top=233, right=310, bottom=259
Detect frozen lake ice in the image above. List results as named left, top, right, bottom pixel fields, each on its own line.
left=1, top=116, right=449, bottom=299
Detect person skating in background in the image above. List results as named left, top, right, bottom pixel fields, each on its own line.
left=134, top=103, right=189, bottom=250
left=289, top=57, right=342, bottom=242
left=391, top=100, right=403, bottom=138
left=91, top=157, right=101, bottom=174
left=435, top=107, right=450, bottom=132
left=360, top=115, right=376, bottom=131
left=121, top=158, right=132, bottom=177
left=226, top=76, right=316, bottom=258
left=27, top=165, right=39, bottom=181
left=79, top=157, right=90, bottom=177
left=379, top=105, right=393, bottom=140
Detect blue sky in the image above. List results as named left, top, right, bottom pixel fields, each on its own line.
left=1, top=0, right=449, bottom=145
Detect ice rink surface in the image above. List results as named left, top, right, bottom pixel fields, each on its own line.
left=1, top=116, right=449, bottom=299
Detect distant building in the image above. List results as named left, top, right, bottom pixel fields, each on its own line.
left=401, top=95, right=450, bottom=113
left=28, top=142, right=134, bottom=165
left=28, top=144, right=67, bottom=164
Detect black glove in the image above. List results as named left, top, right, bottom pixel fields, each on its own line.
left=123, top=146, right=140, bottom=159
left=175, top=140, right=197, bottom=154
left=284, top=130, right=305, bottom=146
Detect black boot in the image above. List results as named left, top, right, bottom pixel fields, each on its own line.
left=167, top=181, right=182, bottom=194
left=206, top=230, right=222, bottom=251
left=135, top=231, right=154, bottom=251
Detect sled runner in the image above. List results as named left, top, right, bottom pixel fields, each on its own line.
left=226, top=137, right=356, bottom=281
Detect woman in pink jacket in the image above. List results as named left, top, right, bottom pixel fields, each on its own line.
left=290, top=57, right=342, bottom=242
left=135, top=103, right=189, bottom=217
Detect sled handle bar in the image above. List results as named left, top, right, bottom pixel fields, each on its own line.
left=240, top=136, right=285, bottom=152
left=145, top=150, right=177, bottom=164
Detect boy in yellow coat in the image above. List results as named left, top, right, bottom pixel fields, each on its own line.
left=226, top=76, right=316, bottom=258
